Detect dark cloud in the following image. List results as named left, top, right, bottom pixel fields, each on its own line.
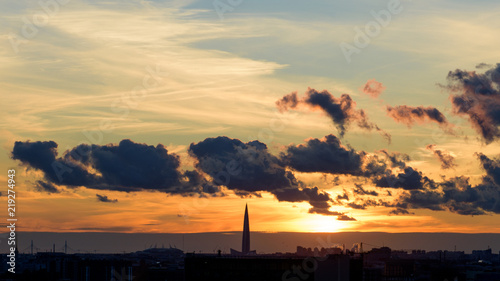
left=12, top=140, right=98, bottom=187
left=34, top=180, right=60, bottom=193
left=386, top=105, right=452, bottom=131
left=398, top=189, right=446, bottom=211
left=72, top=140, right=184, bottom=191
left=402, top=182, right=489, bottom=216
left=273, top=186, right=346, bottom=217
left=426, top=145, right=456, bottom=170
left=276, top=88, right=390, bottom=141
left=373, top=167, right=435, bottom=190
left=362, top=79, right=386, bottom=98
left=389, top=208, right=411, bottom=215
left=344, top=196, right=399, bottom=210
left=445, top=63, right=500, bottom=143
left=96, top=194, right=118, bottom=203
left=476, top=63, right=492, bottom=69
left=12, top=137, right=355, bottom=218
left=12, top=141, right=58, bottom=171
left=476, top=153, right=500, bottom=186
left=377, top=150, right=409, bottom=169
left=189, top=136, right=350, bottom=217
left=336, top=214, right=357, bottom=221
left=12, top=140, right=209, bottom=195
left=347, top=202, right=371, bottom=210
left=281, top=135, right=409, bottom=181
left=19, top=134, right=499, bottom=218
left=281, top=134, right=364, bottom=175
left=276, top=91, right=299, bottom=112
left=189, top=136, right=298, bottom=193
left=361, top=155, right=390, bottom=178
left=281, top=135, right=434, bottom=194
left=353, top=184, right=379, bottom=196
left=397, top=157, right=500, bottom=215
left=336, top=191, right=349, bottom=201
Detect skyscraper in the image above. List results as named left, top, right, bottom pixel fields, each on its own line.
left=230, top=204, right=256, bottom=255
left=242, top=204, right=250, bottom=253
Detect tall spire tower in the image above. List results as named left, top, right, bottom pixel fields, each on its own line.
left=242, top=204, right=250, bottom=253
left=230, top=204, right=256, bottom=255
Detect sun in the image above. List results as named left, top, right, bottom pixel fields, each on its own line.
left=300, top=215, right=347, bottom=233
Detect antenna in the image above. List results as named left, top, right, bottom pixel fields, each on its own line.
left=31, top=240, right=33, bottom=255
left=65, top=241, right=67, bottom=254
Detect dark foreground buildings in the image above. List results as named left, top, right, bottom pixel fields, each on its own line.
left=2, top=245, right=500, bottom=281
left=185, top=253, right=351, bottom=281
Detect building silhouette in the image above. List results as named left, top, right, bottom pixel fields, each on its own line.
left=242, top=204, right=250, bottom=253
left=230, top=204, right=256, bottom=255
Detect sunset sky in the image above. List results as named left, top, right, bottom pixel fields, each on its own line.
left=2, top=0, right=500, bottom=235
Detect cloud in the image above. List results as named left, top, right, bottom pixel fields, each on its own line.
left=362, top=79, right=386, bottom=98
left=389, top=208, right=411, bottom=215
left=276, top=88, right=390, bottom=141
left=34, top=180, right=60, bottom=193
left=476, top=153, right=500, bottom=186
left=281, top=134, right=364, bottom=175
left=12, top=137, right=354, bottom=218
left=21, top=134, right=499, bottom=218
left=347, top=201, right=374, bottom=210
left=96, top=194, right=118, bottom=203
left=281, top=134, right=408, bottom=181
left=12, top=140, right=98, bottom=187
left=373, top=167, right=435, bottom=191
left=273, top=186, right=345, bottom=217
left=11, top=139, right=212, bottom=195
left=426, top=145, right=456, bottom=170
left=476, top=63, right=492, bottom=69
left=377, top=149, right=409, bottom=169
left=276, top=91, right=299, bottom=112
left=395, top=153, right=500, bottom=215
left=189, top=136, right=298, bottom=193
left=353, top=184, right=379, bottom=196
left=336, top=214, right=357, bottom=221
left=281, top=135, right=435, bottom=192
left=386, top=105, right=452, bottom=131
left=445, top=63, right=500, bottom=143
left=336, top=191, right=349, bottom=201
left=401, top=181, right=482, bottom=215
left=189, top=136, right=352, bottom=218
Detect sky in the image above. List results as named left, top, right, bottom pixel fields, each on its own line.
left=1, top=0, right=500, bottom=235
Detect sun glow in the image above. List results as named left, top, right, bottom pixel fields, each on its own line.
left=300, top=215, right=347, bottom=233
